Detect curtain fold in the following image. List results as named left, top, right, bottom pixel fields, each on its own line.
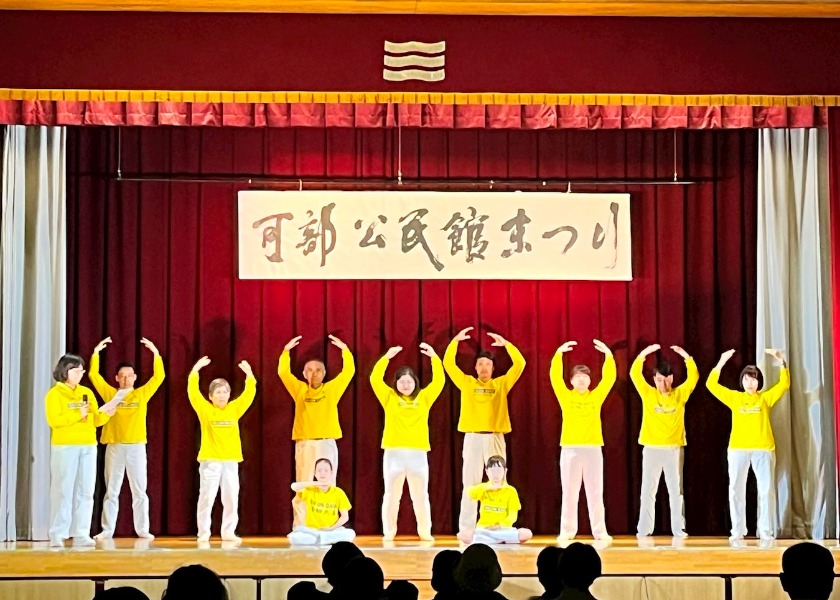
left=0, top=125, right=67, bottom=541
left=0, top=101, right=827, bottom=130
left=756, top=128, right=837, bottom=538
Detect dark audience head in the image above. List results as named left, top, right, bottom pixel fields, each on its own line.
left=162, top=564, right=228, bottom=600
left=321, top=541, right=364, bottom=589
left=454, top=543, right=503, bottom=593
left=340, top=556, right=384, bottom=598
left=93, top=588, right=150, bottom=600
left=780, top=542, right=835, bottom=600
left=559, top=543, right=601, bottom=590
left=431, top=549, right=462, bottom=594
left=536, top=546, right=565, bottom=596
left=287, top=581, right=319, bottom=600
left=386, top=580, right=419, bottom=600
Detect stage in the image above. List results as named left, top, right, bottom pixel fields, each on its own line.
left=0, top=536, right=838, bottom=600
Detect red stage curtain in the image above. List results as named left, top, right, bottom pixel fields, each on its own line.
left=67, top=127, right=757, bottom=537
left=2, top=101, right=827, bottom=129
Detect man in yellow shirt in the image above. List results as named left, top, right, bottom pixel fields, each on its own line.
left=188, top=356, right=257, bottom=543
left=551, top=339, right=616, bottom=542
left=444, top=327, right=526, bottom=532
left=706, top=348, right=790, bottom=544
left=457, top=455, right=532, bottom=545
left=279, top=334, right=355, bottom=528
left=89, top=336, right=165, bottom=541
left=370, top=342, right=444, bottom=541
left=630, top=343, right=698, bottom=539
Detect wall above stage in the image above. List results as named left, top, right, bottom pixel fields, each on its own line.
left=2, top=12, right=840, bottom=96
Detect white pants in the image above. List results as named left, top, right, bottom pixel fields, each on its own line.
left=197, top=461, right=239, bottom=539
left=728, top=449, right=777, bottom=539
left=100, top=443, right=150, bottom=537
left=288, top=525, right=356, bottom=546
left=472, top=527, right=521, bottom=545
left=49, top=445, right=97, bottom=540
left=459, top=433, right=506, bottom=531
left=293, top=439, right=338, bottom=528
left=637, top=446, right=685, bottom=536
left=382, top=449, right=431, bottom=538
left=559, top=446, right=608, bottom=538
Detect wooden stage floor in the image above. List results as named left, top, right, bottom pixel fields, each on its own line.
left=1, top=536, right=839, bottom=580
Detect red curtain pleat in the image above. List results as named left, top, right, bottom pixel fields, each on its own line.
left=66, top=127, right=758, bottom=537
left=2, top=100, right=827, bottom=129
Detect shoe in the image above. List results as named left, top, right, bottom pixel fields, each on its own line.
left=197, top=534, right=210, bottom=543
left=594, top=534, right=613, bottom=542
left=221, top=534, right=241, bottom=544
left=49, top=537, right=64, bottom=548
left=673, top=531, right=689, bottom=538
left=137, top=532, right=155, bottom=540
left=382, top=533, right=396, bottom=542
left=759, top=536, right=775, bottom=549
left=419, top=534, right=435, bottom=542
left=73, top=536, right=96, bottom=547
left=556, top=533, right=575, bottom=543
left=94, top=531, right=113, bottom=541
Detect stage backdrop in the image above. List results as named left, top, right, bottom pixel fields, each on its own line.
left=66, top=126, right=757, bottom=537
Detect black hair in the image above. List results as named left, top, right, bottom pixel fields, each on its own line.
left=53, top=354, right=85, bottom=383
left=559, top=542, right=601, bottom=590
left=394, top=366, right=421, bottom=399
left=781, top=542, right=835, bottom=600
left=162, top=565, right=228, bottom=600
left=486, top=455, right=506, bottom=469
left=115, top=361, right=136, bottom=376
left=739, top=365, right=764, bottom=391
left=321, top=541, right=364, bottom=587
left=475, top=350, right=495, bottom=363
left=313, top=458, right=333, bottom=479
left=653, top=362, right=673, bottom=377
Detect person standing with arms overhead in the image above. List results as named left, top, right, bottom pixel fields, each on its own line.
left=46, top=353, right=116, bottom=547
left=370, top=342, right=445, bottom=541
left=706, top=348, right=790, bottom=545
left=89, top=336, right=165, bottom=541
left=629, top=343, right=698, bottom=539
left=279, top=334, right=355, bottom=528
left=444, top=326, right=526, bottom=532
left=551, top=339, right=616, bottom=542
left=188, top=356, right=257, bottom=543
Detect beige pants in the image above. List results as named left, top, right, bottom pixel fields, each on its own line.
left=459, top=433, right=506, bottom=531
left=382, top=449, right=431, bottom=538
left=559, top=446, right=608, bottom=539
left=293, top=439, right=338, bottom=528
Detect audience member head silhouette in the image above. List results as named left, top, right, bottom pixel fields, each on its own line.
left=386, top=580, right=419, bottom=600
left=321, top=541, right=364, bottom=593
left=559, top=543, right=602, bottom=592
left=287, top=580, right=320, bottom=600
left=780, top=542, right=835, bottom=600
left=340, top=556, right=384, bottom=599
left=536, top=546, right=565, bottom=598
left=454, top=543, right=503, bottom=594
left=92, top=587, right=150, bottom=600
left=162, top=564, right=228, bottom=600
left=431, top=549, right=462, bottom=597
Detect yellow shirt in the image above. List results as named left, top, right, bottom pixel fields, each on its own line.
left=298, top=485, right=352, bottom=529
left=188, top=373, right=256, bottom=462
left=370, top=355, right=445, bottom=451
left=468, top=482, right=521, bottom=528
left=279, top=349, right=355, bottom=441
left=443, top=340, right=525, bottom=433
left=45, top=383, right=110, bottom=445
left=89, top=352, right=166, bottom=444
left=551, top=354, right=617, bottom=446
left=706, top=367, right=790, bottom=451
left=630, top=357, right=699, bottom=447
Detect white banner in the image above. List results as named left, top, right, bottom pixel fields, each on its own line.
left=238, top=191, right=632, bottom=280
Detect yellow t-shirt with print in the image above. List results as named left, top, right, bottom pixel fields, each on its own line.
left=706, top=367, right=790, bottom=451
left=299, top=486, right=352, bottom=529
left=630, top=357, right=699, bottom=447
left=468, top=482, right=521, bottom=528
left=188, top=372, right=256, bottom=462
left=444, top=340, right=526, bottom=434
left=278, top=349, right=355, bottom=441
left=370, top=354, right=445, bottom=451
left=550, top=354, right=617, bottom=446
